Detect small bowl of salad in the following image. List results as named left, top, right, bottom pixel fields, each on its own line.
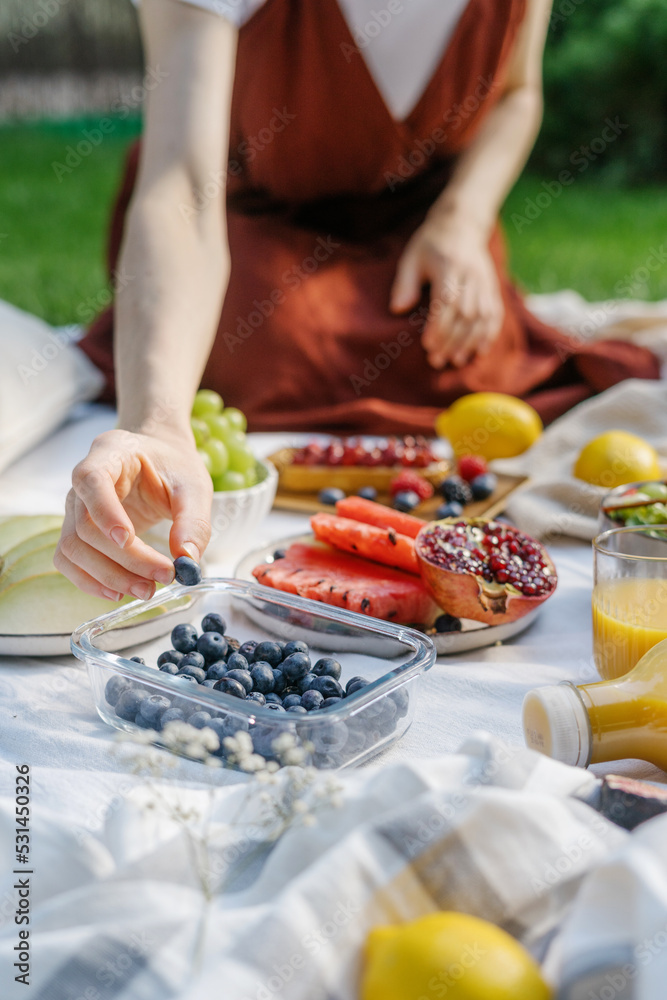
left=599, top=480, right=667, bottom=533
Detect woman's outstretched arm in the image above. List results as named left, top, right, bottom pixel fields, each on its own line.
left=391, top=0, right=553, bottom=369
left=55, top=0, right=237, bottom=600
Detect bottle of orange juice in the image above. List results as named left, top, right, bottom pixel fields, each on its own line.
left=523, top=637, right=667, bottom=770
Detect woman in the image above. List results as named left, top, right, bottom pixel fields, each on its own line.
left=56, top=0, right=658, bottom=600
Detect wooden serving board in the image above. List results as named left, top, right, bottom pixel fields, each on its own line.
left=268, top=447, right=527, bottom=521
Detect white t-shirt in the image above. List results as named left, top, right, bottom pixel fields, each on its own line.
left=149, top=0, right=472, bottom=121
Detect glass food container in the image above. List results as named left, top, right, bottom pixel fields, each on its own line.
left=71, top=578, right=436, bottom=772
left=599, top=480, right=667, bottom=534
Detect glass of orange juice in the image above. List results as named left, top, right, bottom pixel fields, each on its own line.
left=593, top=525, right=667, bottom=680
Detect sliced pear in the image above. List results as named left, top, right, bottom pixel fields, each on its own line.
left=0, top=528, right=62, bottom=576
left=0, top=515, right=63, bottom=565
left=0, top=545, right=59, bottom=591
left=0, top=572, right=171, bottom=635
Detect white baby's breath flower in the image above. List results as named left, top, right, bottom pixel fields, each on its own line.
left=272, top=732, right=297, bottom=755
left=292, top=799, right=308, bottom=814
left=240, top=753, right=269, bottom=773
left=116, top=729, right=157, bottom=745
left=301, top=814, right=316, bottom=827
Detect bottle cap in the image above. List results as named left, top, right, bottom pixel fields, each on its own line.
left=522, top=682, right=592, bottom=767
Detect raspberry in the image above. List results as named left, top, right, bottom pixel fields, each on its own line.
left=389, top=470, right=434, bottom=500
left=457, top=454, right=488, bottom=482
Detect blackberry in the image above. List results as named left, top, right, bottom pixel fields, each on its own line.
left=439, top=476, right=473, bottom=506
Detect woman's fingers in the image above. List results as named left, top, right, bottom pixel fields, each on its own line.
left=390, top=245, right=423, bottom=314
left=56, top=527, right=158, bottom=601
left=74, top=497, right=175, bottom=583
left=168, top=472, right=213, bottom=563
left=71, top=444, right=136, bottom=551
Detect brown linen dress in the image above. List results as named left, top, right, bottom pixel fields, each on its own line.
left=79, top=0, right=659, bottom=432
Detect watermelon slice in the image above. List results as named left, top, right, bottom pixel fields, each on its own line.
left=335, top=496, right=426, bottom=539
left=252, top=542, right=438, bottom=624
left=311, top=512, right=419, bottom=575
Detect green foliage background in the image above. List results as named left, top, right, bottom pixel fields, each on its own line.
left=535, top=0, right=667, bottom=182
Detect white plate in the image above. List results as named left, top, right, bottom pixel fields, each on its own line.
left=234, top=534, right=540, bottom=657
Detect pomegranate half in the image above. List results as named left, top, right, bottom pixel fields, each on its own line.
left=415, top=518, right=557, bottom=625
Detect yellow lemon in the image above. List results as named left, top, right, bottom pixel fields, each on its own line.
left=361, top=912, right=551, bottom=1000
left=573, top=430, right=662, bottom=488
left=435, top=393, right=542, bottom=461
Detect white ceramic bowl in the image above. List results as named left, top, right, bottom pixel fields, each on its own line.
left=207, top=457, right=278, bottom=562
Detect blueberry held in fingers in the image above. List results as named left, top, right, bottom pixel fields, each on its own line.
left=174, top=556, right=202, bottom=586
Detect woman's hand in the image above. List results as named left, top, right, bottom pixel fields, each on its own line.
left=390, top=214, right=504, bottom=370
left=54, top=428, right=212, bottom=601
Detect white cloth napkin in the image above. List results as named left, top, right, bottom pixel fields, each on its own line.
left=0, top=734, right=643, bottom=1000
left=493, top=379, right=667, bottom=541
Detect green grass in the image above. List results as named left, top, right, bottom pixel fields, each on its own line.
left=0, top=121, right=666, bottom=325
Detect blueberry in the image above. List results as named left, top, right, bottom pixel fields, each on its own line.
left=254, top=641, right=283, bottom=667
left=321, top=697, right=342, bottom=709
left=264, top=692, right=283, bottom=705
left=174, top=673, right=198, bottom=685
left=159, top=707, right=185, bottom=729
left=301, top=689, right=324, bottom=712
left=134, top=712, right=154, bottom=729
left=159, top=661, right=180, bottom=676
left=178, top=665, right=206, bottom=684
left=189, top=711, right=212, bottom=729
left=342, top=726, right=366, bottom=756
left=214, top=677, right=246, bottom=699
left=439, top=476, right=473, bottom=506
left=206, top=660, right=228, bottom=681
left=174, top=556, right=202, bottom=586
left=115, top=688, right=144, bottom=721
left=226, top=652, right=249, bottom=673
left=434, top=613, right=462, bottom=633
left=246, top=691, right=267, bottom=707
left=130, top=656, right=146, bottom=665
left=181, top=651, right=206, bottom=670
left=105, top=675, right=131, bottom=706
left=375, top=699, right=398, bottom=735
left=158, top=649, right=185, bottom=668
left=357, top=486, right=378, bottom=501
left=345, top=676, right=369, bottom=696
left=470, top=472, right=497, bottom=500
left=139, top=695, right=171, bottom=726
left=250, top=663, right=275, bottom=694
left=271, top=668, right=286, bottom=694
left=312, top=657, right=341, bottom=681
left=318, top=487, right=346, bottom=505
left=435, top=501, right=464, bottom=519
left=297, top=672, right=318, bottom=695
left=282, top=640, right=309, bottom=658
left=281, top=652, right=311, bottom=682
left=283, top=693, right=303, bottom=709
left=204, top=717, right=228, bottom=752
left=313, top=752, right=342, bottom=769
left=226, top=668, right=253, bottom=693
left=311, top=721, right=348, bottom=754
left=265, top=703, right=286, bottom=713
left=197, top=631, right=228, bottom=664
left=310, top=676, right=344, bottom=699
left=287, top=705, right=308, bottom=714
left=225, top=637, right=241, bottom=654
left=393, top=490, right=420, bottom=512
left=272, top=548, right=287, bottom=560
left=202, top=679, right=218, bottom=688
left=390, top=687, right=410, bottom=718
left=201, top=612, right=227, bottom=635
left=171, top=624, right=198, bottom=654
left=238, top=640, right=258, bottom=663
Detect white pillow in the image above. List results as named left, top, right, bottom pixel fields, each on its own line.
left=0, top=299, right=104, bottom=474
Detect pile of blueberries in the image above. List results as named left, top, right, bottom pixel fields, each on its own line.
left=104, top=613, right=409, bottom=769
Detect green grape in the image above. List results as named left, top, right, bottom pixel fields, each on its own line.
left=197, top=447, right=213, bottom=474
left=192, top=389, right=223, bottom=418
left=225, top=429, right=247, bottom=450
left=202, top=438, right=229, bottom=477
left=228, top=444, right=256, bottom=474
left=644, top=503, right=667, bottom=525
left=191, top=417, right=210, bottom=447
left=204, top=412, right=231, bottom=441
left=213, top=470, right=246, bottom=492
left=244, top=466, right=258, bottom=487
left=224, top=407, right=247, bottom=432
